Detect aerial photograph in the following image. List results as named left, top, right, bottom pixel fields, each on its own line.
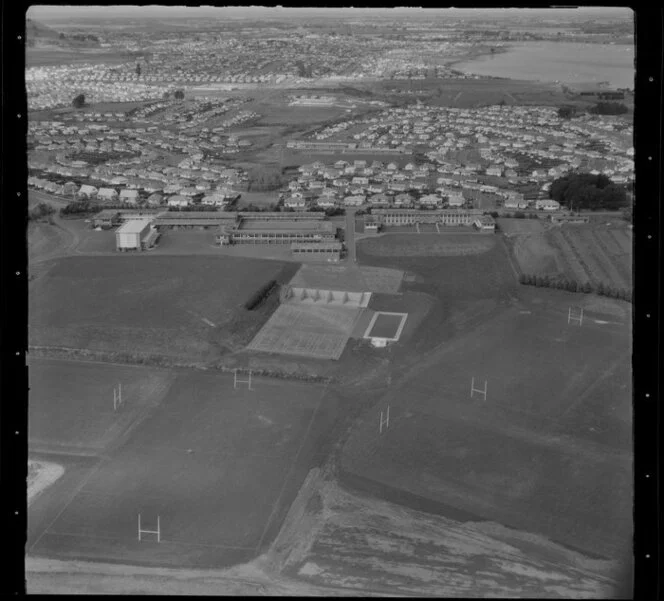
left=25, top=5, right=634, bottom=597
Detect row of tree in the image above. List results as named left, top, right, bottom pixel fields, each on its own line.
left=558, top=101, right=629, bottom=119
left=550, top=173, right=628, bottom=211
left=519, top=273, right=632, bottom=302
left=60, top=200, right=98, bottom=215
left=244, top=280, right=278, bottom=311
left=589, top=102, right=629, bottom=115
left=28, top=202, right=56, bottom=221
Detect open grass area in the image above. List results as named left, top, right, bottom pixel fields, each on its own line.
left=542, top=225, right=632, bottom=289
left=26, top=47, right=135, bottom=68
left=28, top=369, right=335, bottom=569
left=29, top=255, right=299, bottom=362
left=341, top=297, right=632, bottom=561
left=28, top=358, right=174, bottom=454
left=358, top=233, right=496, bottom=257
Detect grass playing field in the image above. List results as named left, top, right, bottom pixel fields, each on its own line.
left=28, top=368, right=337, bottom=569
left=29, top=255, right=299, bottom=362
left=358, top=233, right=496, bottom=257
left=341, top=294, right=632, bottom=561
left=29, top=358, right=175, bottom=455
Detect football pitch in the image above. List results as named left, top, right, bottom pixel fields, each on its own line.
left=28, top=365, right=336, bottom=568
left=342, top=298, right=632, bottom=561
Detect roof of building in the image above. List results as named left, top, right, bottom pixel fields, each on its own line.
left=291, top=241, right=343, bottom=251
left=117, top=219, right=153, bottom=234
left=93, top=210, right=122, bottom=220
left=236, top=219, right=334, bottom=233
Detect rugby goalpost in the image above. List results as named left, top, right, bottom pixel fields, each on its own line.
left=138, top=514, right=160, bottom=542
left=379, top=405, right=390, bottom=434
left=470, top=377, right=487, bottom=401
left=113, top=383, right=125, bottom=412
left=568, top=306, right=584, bottom=326
left=234, top=368, right=253, bottom=390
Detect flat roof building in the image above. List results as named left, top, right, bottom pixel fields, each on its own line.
left=291, top=241, right=342, bottom=261
left=216, top=218, right=337, bottom=246
left=372, top=208, right=482, bottom=225
left=116, top=219, right=159, bottom=251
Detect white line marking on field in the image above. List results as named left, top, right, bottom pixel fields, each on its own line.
left=519, top=310, right=532, bottom=314
left=593, top=319, right=624, bottom=325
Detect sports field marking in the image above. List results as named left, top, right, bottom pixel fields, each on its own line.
left=255, top=384, right=327, bottom=553
left=42, top=529, right=256, bottom=551
left=29, top=458, right=106, bottom=555
left=593, top=319, right=624, bottom=326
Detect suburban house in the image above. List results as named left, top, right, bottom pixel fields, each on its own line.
left=78, top=184, right=98, bottom=198
left=119, top=189, right=140, bottom=204
left=344, top=194, right=365, bottom=207
left=167, top=195, right=189, bottom=208
left=535, top=199, right=561, bottom=211
left=474, top=215, right=496, bottom=232
left=147, top=193, right=163, bottom=207
left=446, top=191, right=465, bottom=207
left=504, top=197, right=529, bottom=209
left=97, top=187, right=119, bottom=202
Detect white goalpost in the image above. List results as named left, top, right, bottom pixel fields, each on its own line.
left=470, top=377, right=487, bottom=401
left=234, top=368, right=253, bottom=390
left=113, top=383, right=124, bottom=412
left=379, top=405, right=390, bottom=434
left=568, top=306, right=584, bottom=326
left=138, top=514, right=161, bottom=543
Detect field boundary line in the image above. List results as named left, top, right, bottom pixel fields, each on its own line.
left=29, top=457, right=107, bottom=554
left=255, top=384, right=328, bottom=553
left=44, top=530, right=256, bottom=552
left=558, top=350, right=631, bottom=421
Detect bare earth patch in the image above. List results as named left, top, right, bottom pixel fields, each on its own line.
left=28, top=460, right=65, bottom=506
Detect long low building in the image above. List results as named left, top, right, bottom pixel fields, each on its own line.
left=216, top=218, right=337, bottom=245
left=291, top=241, right=343, bottom=261
left=372, top=208, right=483, bottom=225
left=154, top=212, right=237, bottom=228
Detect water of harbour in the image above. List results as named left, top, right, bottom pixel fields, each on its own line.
left=454, top=42, right=635, bottom=89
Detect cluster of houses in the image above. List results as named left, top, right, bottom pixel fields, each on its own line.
left=26, top=65, right=170, bottom=110
left=28, top=139, right=247, bottom=208
left=28, top=97, right=255, bottom=160
left=281, top=159, right=474, bottom=211
left=310, top=104, right=634, bottom=186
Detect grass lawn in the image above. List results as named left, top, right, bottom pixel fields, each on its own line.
left=28, top=370, right=335, bottom=569
left=342, top=298, right=632, bottom=560
left=29, top=358, right=174, bottom=454
left=29, top=255, right=299, bottom=361
left=358, top=233, right=496, bottom=257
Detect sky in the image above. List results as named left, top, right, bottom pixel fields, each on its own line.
left=28, top=5, right=633, bottom=22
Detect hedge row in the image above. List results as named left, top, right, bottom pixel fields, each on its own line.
left=244, top=279, right=278, bottom=311
left=519, top=273, right=632, bottom=302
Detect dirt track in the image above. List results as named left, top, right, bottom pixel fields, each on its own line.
left=26, top=466, right=628, bottom=597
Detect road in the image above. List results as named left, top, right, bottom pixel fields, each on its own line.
left=345, top=208, right=357, bottom=263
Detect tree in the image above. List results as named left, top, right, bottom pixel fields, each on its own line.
left=580, top=281, right=592, bottom=294
left=72, top=93, right=86, bottom=109
left=558, top=106, right=575, bottom=119
left=589, top=101, right=628, bottom=115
